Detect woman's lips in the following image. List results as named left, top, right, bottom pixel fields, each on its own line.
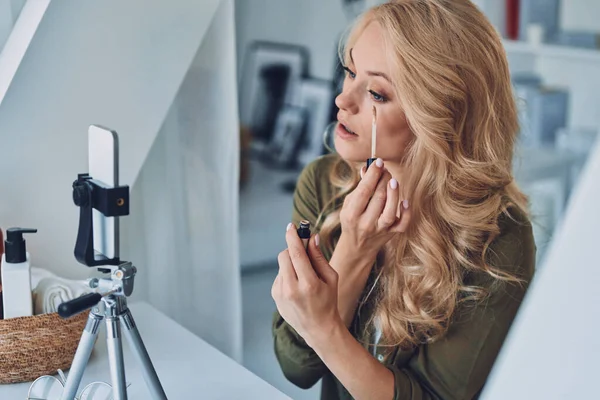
left=336, top=122, right=359, bottom=140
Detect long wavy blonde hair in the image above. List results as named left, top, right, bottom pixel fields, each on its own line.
left=317, top=0, right=529, bottom=351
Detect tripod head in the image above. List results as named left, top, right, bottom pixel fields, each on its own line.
left=58, top=262, right=136, bottom=318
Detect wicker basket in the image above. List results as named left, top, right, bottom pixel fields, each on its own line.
left=0, top=311, right=88, bottom=384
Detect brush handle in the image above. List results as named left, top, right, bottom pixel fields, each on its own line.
left=366, top=158, right=377, bottom=170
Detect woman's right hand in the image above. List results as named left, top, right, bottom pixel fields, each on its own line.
left=338, top=158, right=411, bottom=261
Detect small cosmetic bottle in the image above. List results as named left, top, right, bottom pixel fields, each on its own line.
left=297, top=221, right=311, bottom=250
left=1, top=228, right=37, bottom=319
left=0, top=227, right=4, bottom=320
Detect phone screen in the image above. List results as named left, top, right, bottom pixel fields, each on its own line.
left=88, top=125, right=119, bottom=262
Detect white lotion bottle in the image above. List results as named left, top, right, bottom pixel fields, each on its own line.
left=1, top=227, right=37, bottom=318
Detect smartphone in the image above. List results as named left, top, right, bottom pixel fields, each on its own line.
left=88, top=125, right=119, bottom=262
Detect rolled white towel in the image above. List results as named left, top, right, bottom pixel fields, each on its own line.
left=30, top=266, right=57, bottom=290
left=32, top=276, right=92, bottom=315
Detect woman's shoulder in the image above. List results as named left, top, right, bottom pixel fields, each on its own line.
left=297, top=153, right=339, bottom=184
left=496, top=203, right=534, bottom=247
left=292, top=154, right=341, bottom=224
left=488, top=203, right=537, bottom=281
left=295, top=154, right=340, bottom=198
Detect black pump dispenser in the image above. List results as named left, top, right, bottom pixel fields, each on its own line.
left=4, top=228, right=37, bottom=263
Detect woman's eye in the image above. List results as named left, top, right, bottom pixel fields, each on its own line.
left=369, top=90, right=386, bottom=102
left=343, top=66, right=356, bottom=79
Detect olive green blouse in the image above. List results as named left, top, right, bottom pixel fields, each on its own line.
left=272, top=154, right=536, bottom=400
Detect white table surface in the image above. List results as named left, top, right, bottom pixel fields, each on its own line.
left=0, top=301, right=291, bottom=399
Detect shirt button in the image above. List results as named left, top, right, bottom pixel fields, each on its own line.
left=377, top=354, right=384, bottom=362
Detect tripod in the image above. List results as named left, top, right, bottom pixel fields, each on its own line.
left=58, top=262, right=168, bottom=400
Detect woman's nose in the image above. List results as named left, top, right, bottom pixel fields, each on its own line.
left=335, top=89, right=359, bottom=115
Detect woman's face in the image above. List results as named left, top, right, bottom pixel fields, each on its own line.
left=334, top=22, right=412, bottom=165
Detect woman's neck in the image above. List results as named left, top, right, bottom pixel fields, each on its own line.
left=383, top=161, right=404, bottom=185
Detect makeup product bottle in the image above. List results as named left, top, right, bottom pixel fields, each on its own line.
left=297, top=220, right=311, bottom=250
left=0, top=227, right=4, bottom=320
left=1, top=228, right=37, bottom=318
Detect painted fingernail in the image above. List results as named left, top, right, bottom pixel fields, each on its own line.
left=376, top=158, right=383, bottom=168
left=286, top=223, right=293, bottom=231
left=315, top=234, right=320, bottom=246
left=402, top=199, right=409, bottom=209
left=390, top=178, right=398, bottom=189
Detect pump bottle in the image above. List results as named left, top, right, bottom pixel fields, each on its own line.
left=0, top=228, right=4, bottom=319
left=1, top=228, right=37, bottom=318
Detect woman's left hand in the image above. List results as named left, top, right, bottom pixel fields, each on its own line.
left=272, top=223, right=342, bottom=348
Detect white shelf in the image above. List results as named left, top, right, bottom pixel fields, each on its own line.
left=503, top=39, right=600, bottom=63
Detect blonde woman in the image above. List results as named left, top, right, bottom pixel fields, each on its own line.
left=271, top=1, right=536, bottom=399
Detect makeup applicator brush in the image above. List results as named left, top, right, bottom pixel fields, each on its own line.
left=366, top=105, right=378, bottom=169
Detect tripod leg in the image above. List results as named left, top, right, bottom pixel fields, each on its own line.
left=121, top=308, right=168, bottom=399
left=106, top=313, right=129, bottom=400
left=60, top=310, right=103, bottom=400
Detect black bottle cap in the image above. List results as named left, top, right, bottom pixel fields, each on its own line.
left=366, top=158, right=377, bottom=170
left=297, top=220, right=311, bottom=239
left=4, top=228, right=37, bottom=263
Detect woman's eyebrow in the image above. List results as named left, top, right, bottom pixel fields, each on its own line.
left=367, top=70, right=391, bottom=83
left=349, top=48, right=392, bottom=83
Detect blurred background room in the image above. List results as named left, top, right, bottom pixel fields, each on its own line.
left=0, top=0, right=599, bottom=399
